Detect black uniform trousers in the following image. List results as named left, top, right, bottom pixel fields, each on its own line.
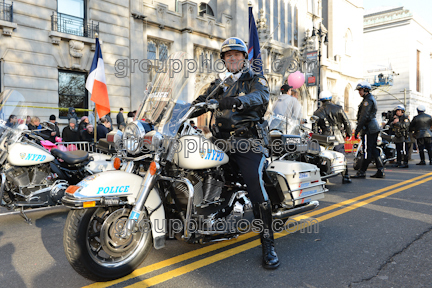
left=395, top=142, right=411, bottom=163
left=416, top=137, right=432, bottom=162
left=229, top=148, right=268, bottom=205
left=360, top=132, right=381, bottom=172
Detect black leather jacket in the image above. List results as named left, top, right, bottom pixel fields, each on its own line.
left=409, top=112, right=432, bottom=139
left=192, top=69, right=269, bottom=138
left=313, top=101, right=351, bottom=143
left=355, top=93, right=380, bottom=135
left=391, top=114, right=410, bottom=143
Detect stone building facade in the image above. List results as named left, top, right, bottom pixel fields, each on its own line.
left=363, top=7, right=432, bottom=119
left=0, top=0, right=364, bottom=128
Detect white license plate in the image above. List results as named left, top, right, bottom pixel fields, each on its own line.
left=299, top=172, right=310, bottom=179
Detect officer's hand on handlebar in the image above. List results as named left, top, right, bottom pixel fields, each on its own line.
left=218, top=97, right=241, bottom=110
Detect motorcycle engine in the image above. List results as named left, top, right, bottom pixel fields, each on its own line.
left=174, top=169, right=224, bottom=207
left=5, top=164, right=51, bottom=195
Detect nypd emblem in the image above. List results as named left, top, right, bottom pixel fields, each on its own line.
left=363, top=102, right=369, bottom=106
left=20, top=153, right=26, bottom=159
left=258, top=78, right=268, bottom=87
left=199, top=149, right=205, bottom=159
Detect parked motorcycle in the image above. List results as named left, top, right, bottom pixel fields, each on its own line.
left=353, top=130, right=396, bottom=170
left=266, top=108, right=347, bottom=183
left=61, top=52, right=327, bottom=281
left=0, top=90, right=118, bottom=223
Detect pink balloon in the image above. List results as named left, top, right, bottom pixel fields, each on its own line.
left=56, top=145, right=67, bottom=152
left=67, top=144, right=78, bottom=151
left=288, top=71, right=305, bottom=89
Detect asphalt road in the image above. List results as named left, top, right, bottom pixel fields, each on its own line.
left=1, top=154, right=431, bottom=288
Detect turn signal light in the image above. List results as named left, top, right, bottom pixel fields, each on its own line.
left=149, top=161, right=157, bottom=175
left=66, top=185, right=80, bottom=194
left=83, top=201, right=96, bottom=208
left=113, top=157, right=121, bottom=170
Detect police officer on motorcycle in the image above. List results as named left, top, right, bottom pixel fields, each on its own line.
left=390, top=105, right=411, bottom=168
left=409, top=105, right=432, bottom=165
left=351, top=81, right=385, bottom=178
left=313, top=90, right=352, bottom=183
left=192, top=37, right=279, bottom=269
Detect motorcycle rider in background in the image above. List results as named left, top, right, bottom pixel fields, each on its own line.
left=409, top=105, right=432, bottom=165
left=390, top=105, right=410, bottom=168
left=192, top=37, right=279, bottom=269
left=313, top=90, right=352, bottom=183
left=351, top=81, right=385, bottom=179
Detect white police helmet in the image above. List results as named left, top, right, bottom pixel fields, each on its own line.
left=394, top=105, right=405, bottom=112
left=319, top=90, right=332, bottom=101
left=355, top=81, right=372, bottom=91
left=417, top=105, right=426, bottom=112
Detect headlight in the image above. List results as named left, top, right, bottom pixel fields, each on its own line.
left=123, top=121, right=146, bottom=155
left=143, top=130, right=164, bottom=151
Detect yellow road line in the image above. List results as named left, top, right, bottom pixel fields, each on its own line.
left=83, top=171, right=432, bottom=288
left=123, top=175, right=432, bottom=288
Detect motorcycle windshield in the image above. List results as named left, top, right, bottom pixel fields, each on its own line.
left=265, top=95, right=301, bottom=135
left=136, top=51, right=195, bottom=138
left=0, top=90, right=28, bottom=132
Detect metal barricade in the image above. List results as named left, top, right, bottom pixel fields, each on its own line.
left=56, top=141, right=103, bottom=154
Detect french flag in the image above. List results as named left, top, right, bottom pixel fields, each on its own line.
left=86, top=38, right=110, bottom=118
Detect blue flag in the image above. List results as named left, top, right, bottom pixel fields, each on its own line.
left=248, top=7, right=263, bottom=75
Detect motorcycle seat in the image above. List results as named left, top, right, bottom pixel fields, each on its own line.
left=51, top=149, right=89, bottom=164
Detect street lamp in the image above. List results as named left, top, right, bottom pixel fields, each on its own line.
left=311, top=19, right=328, bottom=102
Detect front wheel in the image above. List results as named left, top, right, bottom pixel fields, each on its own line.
left=63, top=207, right=152, bottom=282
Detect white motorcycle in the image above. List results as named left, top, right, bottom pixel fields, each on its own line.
left=61, top=52, right=327, bottom=281
left=0, top=90, right=120, bottom=222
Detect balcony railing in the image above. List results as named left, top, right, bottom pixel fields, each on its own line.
left=51, top=12, right=99, bottom=39
left=0, top=1, right=13, bottom=22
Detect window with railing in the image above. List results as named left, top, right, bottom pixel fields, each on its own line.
left=0, top=0, right=13, bottom=22
left=51, top=0, right=99, bottom=38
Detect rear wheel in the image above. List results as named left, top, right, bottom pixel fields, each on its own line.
left=63, top=207, right=152, bottom=282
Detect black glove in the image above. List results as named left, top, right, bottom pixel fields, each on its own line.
left=192, top=95, right=206, bottom=105
left=219, top=97, right=241, bottom=110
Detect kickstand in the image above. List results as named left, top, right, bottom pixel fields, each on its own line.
left=20, top=207, right=32, bottom=225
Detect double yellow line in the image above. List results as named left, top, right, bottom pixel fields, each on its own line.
left=84, top=171, right=432, bottom=288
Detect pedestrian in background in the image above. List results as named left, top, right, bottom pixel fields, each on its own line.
left=62, top=118, right=80, bottom=142
left=78, top=116, right=90, bottom=131
left=117, top=108, right=125, bottom=129
left=80, top=124, right=94, bottom=142
left=67, top=107, right=79, bottom=123
left=409, top=105, right=432, bottom=165
left=97, top=117, right=110, bottom=141
left=47, top=114, right=61, bottom=142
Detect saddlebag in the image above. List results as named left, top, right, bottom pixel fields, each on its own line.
left=266, top=160, right=327, bottom=207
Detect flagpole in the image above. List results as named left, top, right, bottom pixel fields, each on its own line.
left=94, top=108, right=98, bottom=144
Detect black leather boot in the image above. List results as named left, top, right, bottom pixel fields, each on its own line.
left=371, top=157, right=385, bottom=178
left=342, top=167, right=352, bottom=183
left=351, top=171, right=366, bottom=178
left=416, top=161, right=426, bottom=165
left=392, top=162, right=401, bottom=168
left=253, top=201, right=280, bottom=269
left=400, top=155, right=409, bottom=168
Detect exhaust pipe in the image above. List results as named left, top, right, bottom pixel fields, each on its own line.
left=272, top=201, right=319, bottom=219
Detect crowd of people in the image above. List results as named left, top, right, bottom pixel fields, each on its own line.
left=7, top=108, right=137, bottom=144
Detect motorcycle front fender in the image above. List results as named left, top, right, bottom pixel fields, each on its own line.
left=63, top=171, right=165, bottom=248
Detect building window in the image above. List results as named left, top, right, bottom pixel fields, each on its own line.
left=273, top=0, right=278, bottom=41
left=52, top=0, right=99, bottom=38
left=58, top=70, right=88, bottom=118
left=417, top=50, right=421, bottom=92
left=147, top=39, right=170, bottom=82
left=0, top=0, right=13, bottom=22
left=287, top=3, right=292, bottom=45
left=294, top=6, right=298, bottom=47
left=198, top=3, right=214, bottom=17
left=280, top=2, right=285, bottom=43
left=308, top=0, right=319, bottom=16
